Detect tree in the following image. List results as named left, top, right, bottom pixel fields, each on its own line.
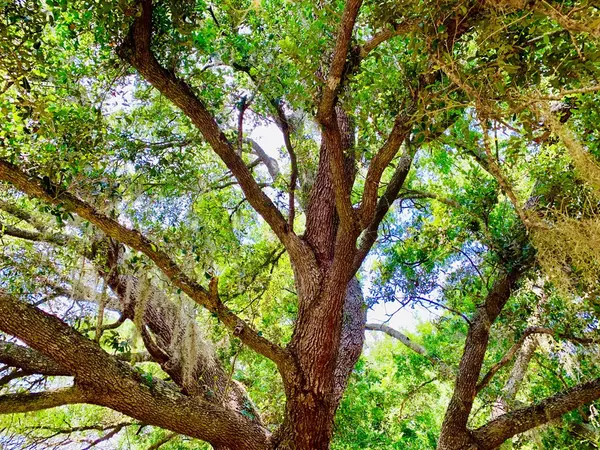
left=0, top=0, right=599, bottom=449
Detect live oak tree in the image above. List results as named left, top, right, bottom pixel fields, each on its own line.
left=1, top=0, right=600, bottom=449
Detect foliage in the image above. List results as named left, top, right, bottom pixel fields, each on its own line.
left=0, top=0, right=600, bottom=449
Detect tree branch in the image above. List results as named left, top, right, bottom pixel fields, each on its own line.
left=353, top=147, right=415, bottom=272
left=438, top=264, right=527, bottom=448
left=314, top=0, right=364, bottom=230
left=316, top=0, right=363, bottom=120
left=360, top=111, right=415, bottom=228
left=0, top=387, right=88, bottom=414
left=472, top=378, right=600, bottom=449
left=115, top=0, right=310, bottom=266
left=477, top=326, right=600, bottom=393
left=366, top=323, right=453, bottom=377
left=0, top=341, right=69, bottom=377
left=0, top=159, right=290, bottom=367
left=0, top=221, right=68, bottom=245
left=0, top=199, right=48, bottom=231
left=359, top=19, right=420, bottom=58
left=0, top=289, right=272, bottom=449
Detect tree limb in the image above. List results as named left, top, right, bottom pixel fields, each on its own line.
left=0, top=221, right=68, bottom=245
left=116, top=0, right=309, bottom=265
left=0, top=159, right=290, bottom=367
left=315, top=0, right=364, bottom=230
left=317, top=0, right=363, bottom=120
left=0, top=387, right=88, bottom=414
left=0, top=341, right=69, bottom=377
left=354, top=147, right=415, bottom=272
left=359, top=109, right=415, bottom=228
left=359, top=19, right=421, bottom=58
left=366, top=323, right=454, bottom=377
left=472, top=378, right=600, bottom=449
left=0, top=289, right=272, bottom=449
left=438, top=264, right=527, bottom=448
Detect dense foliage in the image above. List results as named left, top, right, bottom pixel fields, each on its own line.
left=0, top=0, right=599, bottom=449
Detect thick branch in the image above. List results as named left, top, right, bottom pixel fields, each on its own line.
left=316, top=0, right=363, bottom=120
left=0, top=341, right=69, bottom=376
left=0, top=221, right=68, bottom=245
left=354, top=147, right=414, bottom=271
left=0, top=160, right=289, bottom=367
left=0, top=387, right=87, bottom=414
left=0, top=289, right=271, bottom=449
left=116, top=0, right=310, bottom=266
left=314, top=0, right=363, bottom=229
left=360, top=112, right=414, bottom=227
left=473, top=378, right=600, bottom=449
left=438, top=264, right=526, bottom=449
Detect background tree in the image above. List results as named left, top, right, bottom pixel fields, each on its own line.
left=0, top=0, right=600, bottom=449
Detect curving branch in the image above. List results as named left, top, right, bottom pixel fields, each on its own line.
left=438, top=263, right=528, bottom=449
left=366, top=323, right=454, bottom=377
left=116, top=0, right=310, bottom=266
left=472, top=378, right=600, bottom=449
left=354, top=147, right=415, bottom=271
left=359, top=109, right=415, bottom=228
left=0, top=159, right=290, bottom=367
left=359, top=19, right=420, bottom=58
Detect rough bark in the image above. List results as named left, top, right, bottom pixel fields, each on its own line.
left=437, top=267, right=524, bottom=450
left=0, top=289, right=272, bottom=450
left=0, top=387, right=88, bottom=414
left=0, top=341, right=69, bottom=377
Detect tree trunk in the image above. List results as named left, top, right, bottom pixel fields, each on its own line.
left=275, top=278, right=365, bottom=450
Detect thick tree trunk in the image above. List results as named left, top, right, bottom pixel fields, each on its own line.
left=275, top=278, right=365, bottom=450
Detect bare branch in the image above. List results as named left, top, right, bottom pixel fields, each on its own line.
left=82, top=423, right=128, bottom=450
